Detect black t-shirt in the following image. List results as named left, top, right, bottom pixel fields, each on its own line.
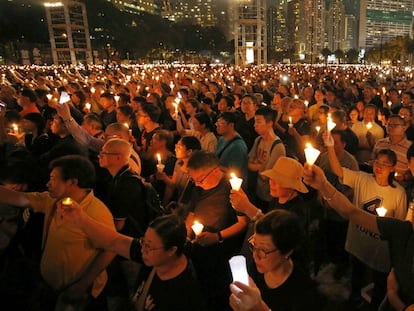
left=377, top=217, right=414, bottom=304
left=129, top=239, right=208, bottom=311
left=251, top=264, right=322, bottom=311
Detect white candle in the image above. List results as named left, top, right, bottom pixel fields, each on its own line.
left=376, top=206, right=387, bottom=217
left=229, top=255, right=249, bottom=285
left=46, top=94, right=53, bottom=100
left=288, top=116, right=293, bottom=127
left=90, top=87, right=95, bottom=94
left=387, top=101, right=392, bottom=108
left=304, top=143, right=320, bottom=166
left=304, top=100, right=309, bottom=107
left=327, top=113, right=336, bottom=132
left=59, top=91, right=70, bottom=104
left=156, top=153, right=161, bottom=165
left=12, top=123, right=19, bottom=135
left=366, top=122, right=373, bottom=130
left=294, top=94, right=299, bottom=99
left=229, top=172, right=243, bottom=191
left=85, top=103, right=91, bottom=111
left=315, top=126, right=321, bottom=133
left=191, top=221, right=204, bottom=236
left=114, top=95, right=120, bottom=104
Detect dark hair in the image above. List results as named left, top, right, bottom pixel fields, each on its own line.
left=330, top=129, right=347, bottom=144
left=23, top=112, right=45, bottom=134
left=407, top=143, right=414, bottom=160
left=100, top=92, right=114, bottom=100
left=188, top=150, right=219, bottom=170
left=149, top=214, right=187, bottom=256
left=20, top=88, right=37, bottom=103
left=49, top=155, right=95, bottom=189
left=255, top=209, right=302, bottom=255
left=180, top=135, right=201, bottom=152
left=242, top=94, right=259, bottom=106
left=186, top=98, right=200, bottom=109
left=194, top=111, right=213, bottom=130
left=117, top=105, right=135, bottom=120
left=153, top=129, right=174, bottom=150
left=255, top=107, right=276, bottom=123
left=83, top=113, right=103, bottom=130
left=332, top=109, right=347, bottom=124
left=200, top=97, right=213, bottom=107
left=141, top=103, right=161, bottom=123
left=73, top=90, right=85, bottom=104
left=220, top=96, right=234, bottom=108
left=374, top=149, right=397, bottom=188
left=217, top=111, right=237, bottom=124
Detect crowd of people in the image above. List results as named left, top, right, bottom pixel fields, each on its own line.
left=0, top=63, right=413, bottom=311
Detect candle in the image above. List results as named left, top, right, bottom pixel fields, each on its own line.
left=366, top=122, right=373, bottom=130
left=114, top=95, right=120, bottom=104
left=62, top=197, right=73, bottom=207
left=156, top=153, right=161, bottom=165
left=173, top=102, right=178, bottom=115
left=11, top=123, right=19, bottom=135
left=304, top=100, right=309, bottom=107
left=304, top=143, right=320, bottom=166
left=376, top=206, right=387, bottom=217
left=288, top=116, right=293, bottom=127
left=59, top=91, right=71, bottom=105
left=229, top=172, right=243, bottom=191
left=387, top=101, right=392, bottom=108
left=191, top=221, right=204, bottom=236
left=382, top=87, right=386, bottom=95
left=85, top=103, right=91, bottom=111
left=169, top=81, right=175, bottom=91
left=327, top=113, right=336, bottom=132
left=90, top=87, right=95, bottom=94
left=46, top=94, right=53, bottom=101
left=229, top=255, right=249, bottom=285
left=315, top=126, right=321, bottom=133
left=294, top=94, right=299, bottom=99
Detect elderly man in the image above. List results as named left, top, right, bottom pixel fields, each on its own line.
left=0, top=155, right=116, bottom=310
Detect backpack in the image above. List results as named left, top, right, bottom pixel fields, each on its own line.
left=123, top=171, right=169, bottom=223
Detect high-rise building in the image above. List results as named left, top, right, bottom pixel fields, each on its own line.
left=359, top=0, right=414, bottom=50
left=162, top=0, right=217, bottom=27
left=107, top=0, right=160, bottom=15
left=343, top=14, right=358, bottom=50
left=326, top=0, right=345, bottom=51
left=44, top=0, right=93, bottom=65
left=303, top=0, right=325, bottom=63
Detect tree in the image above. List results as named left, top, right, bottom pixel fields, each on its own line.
left=334, top=49, right=345, bottom=64
left=346, top=48, right=359, bottom=64
left=321, top=48, right=332, bottom=66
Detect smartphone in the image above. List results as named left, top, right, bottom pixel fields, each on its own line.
left=0, top=101, right=6, bottom=111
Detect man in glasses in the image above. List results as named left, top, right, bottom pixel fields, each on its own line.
left=185, top=150, right=248, bottom=311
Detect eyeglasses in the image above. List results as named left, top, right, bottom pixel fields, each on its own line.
left=191, top=166, right=218, bottom=184
left=99, top=151, right=120, bottom=157
left=373, top=160, right=394, bottom=169
left=139, top=237, right=164, bottom=252
left=248, top=235, right=278, bottom=259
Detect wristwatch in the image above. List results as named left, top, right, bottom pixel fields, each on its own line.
left=217, top=231, right=224, bottom=243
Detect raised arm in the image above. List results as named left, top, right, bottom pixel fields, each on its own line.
left=324, top=132, right=344, bottom=179
left=0, top=186, right=31, bottom=208
left=59, top=201, right=134, bottom=259
left=303, top=163, right=379, bottom=234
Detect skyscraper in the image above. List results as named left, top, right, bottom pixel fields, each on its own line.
left=359, top=0, right=414, bottom=50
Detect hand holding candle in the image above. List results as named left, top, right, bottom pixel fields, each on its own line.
left=191, top=221, right=204, bottom=236
left=156, top=153, right=165, bottom=172
left=288, top=116, right=293, bottom=127
left=229, top=255, right=249, bottom=285
left=304, top=143, right=320, bottom=166
left=62, top=197, right=73, bottom=208
left=327, top=113, right=336, bottom=132
left=366, top=122, right=373, bottom=130
left=229, top=172, right=243, bottom=191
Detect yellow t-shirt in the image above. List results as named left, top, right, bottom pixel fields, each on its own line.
left=25, top=190, right=115, bottom=297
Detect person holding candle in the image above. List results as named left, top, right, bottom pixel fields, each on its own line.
left=17, top=88, right=40, bottom=117
left=59, top=204, right=208, bottom=311
left=99, top=92, right=117, bottom=128
left=325, top=131, right=407, bottom=309
left=229, top=210, right=321, bottom=311
left=185, top=150, right=249, bottom=311
left=303, top=163, right=414, bottom=311
left=351, top=104, right=385, bottom=165
left=0, top=155, right=116, bottom=310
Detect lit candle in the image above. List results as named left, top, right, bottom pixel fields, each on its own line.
left=85, top=103, right=91, bottom=111
left=169, top=81, right=175, bottom=91
left=114, top=95, right=120, bottom=104
left=59, top=91, right=70, bottom=104
left=387, top=101, right=392, bottom=109
left=229, top=172, right=243, bottom=191
left=191, top=221, right=204, bottom=236
left=382, top=87, right=386, bottom=95
left=315, top=126, right=321, bottom=133
left=46, top=94, right=53, bottom=101
left=288, top=116, right=293, bottom=127
left=90, top=87, right=95, bottom=94
left=229, top=255, right=249, bottom=285
left=366, top=122, right=373, bottom=130
left=294, top=94, right=299, bottom=99
left=327, top=113, right=336, bottom=132
left=376, top=206, right=387, bottom=217
left=304, top=143, right=320, bottom=166
left=11, top=123, right=19, bottom=135
left=156, top=153, right=161, bottom=165
left=62, top=197, right=73, bottom=207
left=304, top=100, right=309, bottom=107
left=173, top=102, right=178, bottom=115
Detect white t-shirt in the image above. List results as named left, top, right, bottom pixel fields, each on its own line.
left=342, top=168, right=407, bottom=272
